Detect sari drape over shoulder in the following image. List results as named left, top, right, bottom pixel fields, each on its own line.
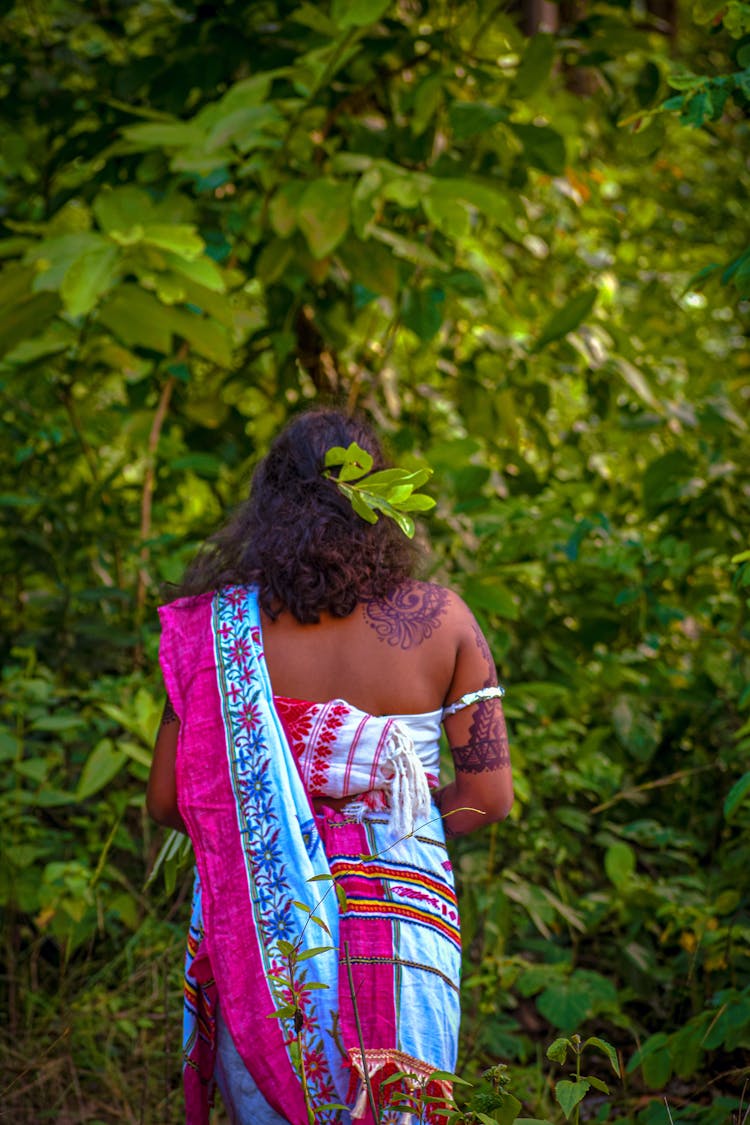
left=159, top=586, right=461, bottom=1125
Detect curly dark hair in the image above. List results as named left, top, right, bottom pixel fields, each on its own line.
left=177, top=408, right=419, bottom=623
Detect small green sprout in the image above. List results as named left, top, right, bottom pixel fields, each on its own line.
left=323, top=441, right=435, bottom=538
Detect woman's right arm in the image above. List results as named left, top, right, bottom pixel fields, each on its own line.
left=146, top=697, right=187, bottom=833
left=434, top=605, right=514, bottom=837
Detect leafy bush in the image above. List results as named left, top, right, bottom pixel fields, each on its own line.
left=1, top=0, right=748, bottom=1121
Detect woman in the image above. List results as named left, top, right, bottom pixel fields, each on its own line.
left=147, top=408, right=513, bottom=1125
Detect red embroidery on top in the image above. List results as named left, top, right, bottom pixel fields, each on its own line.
left=308, top=702, right=349, bottom=792
left=272, top=696, right=351, bottom=792
left=274, top=697, right=317, bottom=759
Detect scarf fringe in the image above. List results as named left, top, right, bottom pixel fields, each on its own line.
left=382, top=726, right=432, bottom=839
left=347, top=1048, right=453, bottom=1124
left=338, top=724, right=432, bottom=838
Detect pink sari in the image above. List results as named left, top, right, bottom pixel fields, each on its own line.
left=159, top=586, right=460, bottom=1124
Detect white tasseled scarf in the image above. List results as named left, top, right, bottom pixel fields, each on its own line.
left=341, top=721, right=433, bottom=838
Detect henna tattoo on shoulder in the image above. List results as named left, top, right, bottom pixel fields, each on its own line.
left=363, top=582, right=450, bottom=650
left=160, top=697, right=179, bottom=726
left=451, top=699, right=509, bottom=773
left=471, top=617, right=498, bottom=689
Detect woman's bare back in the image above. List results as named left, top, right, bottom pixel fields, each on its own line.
left=260, top=579, right=464, bottom=717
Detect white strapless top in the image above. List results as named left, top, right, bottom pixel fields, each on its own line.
left=273, top=686, right=504, bottom=837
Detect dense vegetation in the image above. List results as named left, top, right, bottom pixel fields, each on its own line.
left=1, top=0, right=749, bottom=1122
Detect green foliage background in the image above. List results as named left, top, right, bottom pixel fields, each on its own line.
left=1, top=0, right=749, bottom=1121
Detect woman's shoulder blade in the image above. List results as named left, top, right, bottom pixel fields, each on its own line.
left=360, top=579, right=462, bottom=651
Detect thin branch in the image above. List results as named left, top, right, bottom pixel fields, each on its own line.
left=739, top=1078, right=749, bottom=1125
left=135, top=370, right=178, bottom=625
left=0, top=1028, right=71, bottom=1097
left=58, top=384, right=99, bottom=483
left=590, top=763, right=717, bottom=814
left=317, top=50, right=426, bottom=145
left=343, top=940, right=379, bottom=1124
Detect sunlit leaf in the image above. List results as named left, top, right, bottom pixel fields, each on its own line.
left=296, top=946, right=334, bottom=961
left=533, top=288, right=597, bottom=352
left=60, top=243, right=121, bottom=316
left=77, top=739, right=126, bottom=801
left=724, top=771, right=750, bottom=820
left=297, top=180, right=352, bottom=259
left=330, top=0, right=390, bottom=28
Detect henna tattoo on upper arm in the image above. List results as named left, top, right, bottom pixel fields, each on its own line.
left=471, top=617, right=498, bottom=689
left=450, top=700, right=509, bottom=773
left=363, top=581, right=450, bottom=650
left=160, top=697, right=179, bottom=727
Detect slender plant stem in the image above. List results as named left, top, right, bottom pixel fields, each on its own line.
left=360, top=807, right=483, bottom=862
left=344, top=940, right=378, bottom=1123
left=288, top=952, right=315, bottom=1124
left=739, top=1078, right=749, bottom=1125
left=297, top=1020, right=315, bottom=1124
left=590, top=763, right=716, bottom=813
left=163, top=958, right=170, bottom=1121
left=134, top=367, right=178, bottom=659
left=59, top=383, right=99, bottom=483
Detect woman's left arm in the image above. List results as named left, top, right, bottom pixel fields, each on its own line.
left=433, top=598, right=514, bottom=836
left=146, top=697, right=187, bottom=833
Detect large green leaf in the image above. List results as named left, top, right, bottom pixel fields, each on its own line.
left=0, top=290, right=61, bottom=356
left=204, top=105, right=282, bottom=153
left=168, top=307, right=233, bottom=366
left=98, top=284, right=176, bottom=353
left=330, top=0, right=390, bottom=28
left=555, top=1079, right=590, bottom=1121
left=514, top=34, right=556, bottom=98
left=604, top=841, right=636, bottom=886
left=449, top=101, right=508, bottom=139
left=495, top=1093, right=523, bottom=1125
left=163, top=253, right=226, bottom=293
left=26, top=232, right=106, bottom=292
left=511, top=122, right=566, bottom=174
left=612, top=697, right=661, bottom=761
left=297, top=179, right=352, bottom=259
left=642, top=1047, right=673, bottom=1088
left=121, top=120, right=204, bottom=149
left=205, top=73, right=279, bottom=120
left=338, top=238, right=399, bottom=299
left=93, top=186, right=155, bottom=234
left=536, top=971, right=617, bottom=1032
left=60, top=243, right=121, bottom=316
left=269, top=182, right=307, bottom=238
left=533, top=288, right=598, bottom=351
left=77, top=739, right=126, bottom=800
left=422, top=191, right=471, bottom=239
left=462, top=578, right=520, bottom=620
left=411, top=73, right=443, bottom=136
left=443, top=178, right=522, bottom=238
left=641, top=450, right=697, bottom=516
left=402, top=286, right=445, bottom=342
left=724, top=771, right=750, bottom=820
left=139, top=224, right=205, bottom=260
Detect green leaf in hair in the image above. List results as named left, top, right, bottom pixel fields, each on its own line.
left=322, top=441, right=435, bottom=538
